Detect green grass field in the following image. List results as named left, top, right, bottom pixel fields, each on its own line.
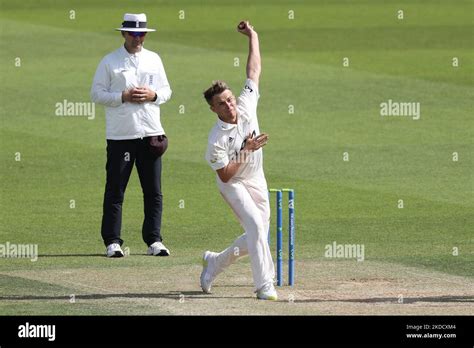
left=0, top=0, right=473, bottom=315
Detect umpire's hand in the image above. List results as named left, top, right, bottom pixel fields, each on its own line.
left=122, top=86, right=156, bottom=103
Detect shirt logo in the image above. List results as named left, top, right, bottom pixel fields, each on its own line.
left=149, top=75, right=154, bottom=85
left=229, top=137, right=234, bottom=143
left=244, top=85, right=253, bottom=93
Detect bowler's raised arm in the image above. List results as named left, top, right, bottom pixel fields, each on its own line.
left=237, top=21, right=261, bottom=87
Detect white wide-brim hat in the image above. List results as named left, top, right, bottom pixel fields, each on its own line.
left=115, top=13, right=156, bottom=32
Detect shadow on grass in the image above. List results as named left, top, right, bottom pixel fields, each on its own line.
left=0, top=291, right=250, bottom=301
left=38, top=253, right=157, bottom=257
left=1, top=294, right=472, bottom=303
left=294, top=295, right=474, bottom=304
left=38, top=254, right=105, bottom=257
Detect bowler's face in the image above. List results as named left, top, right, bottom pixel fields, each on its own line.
left=211, top=89, right=237, bottom=123
left=123, top=31, right=146, bottom=52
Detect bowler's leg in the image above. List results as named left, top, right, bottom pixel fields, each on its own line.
left=212, top=233, right=248, bottom=276
left=218, top=181, right=275, bottom=290
left=246, top=177, right=274, bottom=279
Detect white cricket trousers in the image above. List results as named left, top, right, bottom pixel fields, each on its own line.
left=214, top=173, right=275, bottom=291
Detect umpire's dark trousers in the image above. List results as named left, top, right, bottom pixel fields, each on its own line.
left=101, top=138, right=163, bottom=247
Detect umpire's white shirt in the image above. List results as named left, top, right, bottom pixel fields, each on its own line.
left=91, top=45, right=172, bottom=140
left=205, top=79, right=263, bottom=182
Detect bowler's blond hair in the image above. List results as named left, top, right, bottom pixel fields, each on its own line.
left=203, top=80, right=230, bottom=106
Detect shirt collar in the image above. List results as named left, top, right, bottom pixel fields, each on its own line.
left=121, top=45, right=142, bottom=58
left=217, top=117, right=237, bottom=130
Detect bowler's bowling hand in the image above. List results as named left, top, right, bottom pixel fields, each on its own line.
left=237, top=20, right=256, bottom=36
left=244, top=133, right=269, bottom=152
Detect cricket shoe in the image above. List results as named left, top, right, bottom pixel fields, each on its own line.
left=106, top=243, right=124, bottom=258
left=200, top=251, right=218, bottom=293
left=147, top=241, right=170, bottom=256
left=256, top=282, right=278, bottom=301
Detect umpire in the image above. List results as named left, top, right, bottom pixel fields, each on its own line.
left=91, top=13, right=172, bottom=257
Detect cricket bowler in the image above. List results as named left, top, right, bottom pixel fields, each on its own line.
left=201, top=20, right=277, bottom=300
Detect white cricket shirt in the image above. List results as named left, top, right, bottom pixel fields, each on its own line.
left=205, top=79, right=264, bottom=182
left=91, top=45, right=172, bottom=140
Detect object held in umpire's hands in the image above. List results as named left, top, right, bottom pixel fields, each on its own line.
left=148, top=135, right=168, bottom=157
